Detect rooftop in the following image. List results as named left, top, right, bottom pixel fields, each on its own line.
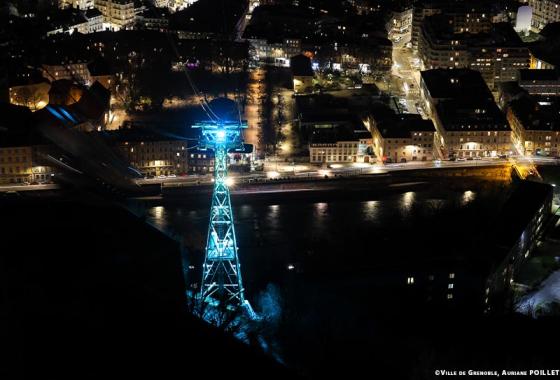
left=421, top=69, right=494, bottom=101
left=436, top=99, right=510, bottom=131
left=377, top=115, right=436, bottom=138
left=310, top=127, right=366, bottom=144
left=423, top=16, right=521, bottom=48
left=509, top=95, right=560, bottom=131
left=519, top=69, right=560, bottom=83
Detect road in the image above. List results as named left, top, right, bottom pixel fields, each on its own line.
left=135, top=156, right=560, bottom=188
left=0, top=183, right=60, bottom=193
left=244, top=67, right=265, bottom=156
left=2, top=156, right=558, bottom=194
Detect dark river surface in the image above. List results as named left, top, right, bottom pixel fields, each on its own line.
left=143, top=184, right=509, bottom=377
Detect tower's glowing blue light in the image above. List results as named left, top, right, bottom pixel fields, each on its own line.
left=216, top=129, right=226, bottom=142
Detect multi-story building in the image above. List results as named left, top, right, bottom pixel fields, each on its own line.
left=42, top=61, right=92, bottom=86
left=309, top=126, right=373, bottom=164
left=60, top=0, right=94, bottom=9
left=506, top=93, right=560, bottom=156
left=95, top=0, right=136, bottom=30
left=486, top=181, right=553, bottom=310
left=187, top=149, right=215, bottom=174
left=88, top=59, right=115, bottom=91
left=84, top=8, right=104, bottom=33
left=412, top=0, right=493, bottom=50
left=152, top=0, right=169, bottom=7
left=528, top=0, right=560, bottom=31
left=137, top=7, right=170, bottom=31
left=309, top=136, right=373, bottom=164
left=412, top=0, right=445, bottom=50
left=248, top=38, right=301, bottom=65
left=420, top=69, right=514, bottom=158
left=0, top=145, right=56, bottom=185
left=418, top=16, right=530, bottom=89
left=46, top=8, right=104, bottom=35
left=369, top=113, right=437, bottom=163
left=8, top=69, right=51, bottom=111
left=518, top=69, right=560, bottom=95
left=386, top=7, right=413, bottom=35
left=110, top=130, right=188, bottom=177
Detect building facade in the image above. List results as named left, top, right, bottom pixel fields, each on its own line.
left=0, top=146, right=55, bottom=185
left=60, top=0, right=94, bottom=9
left=528, top=0, right=560, bottom=31
left=42, top=61, right=92, bottom=85
left=248, top=38, right=301, bottom=64
left=309, top=137, right=373, bottom=164
left=420, top=69, right=514, bottom=158
left=506, top=94, right=560, bottom=156
left=95, top=0, right=136, bottom=30
left=418, top=16, right=530, bottom=89
left=121, top=140, right=188, bottom=177
left=518, top=69, right=560, bottom=95
left=369, top=115, right=437, bottom=163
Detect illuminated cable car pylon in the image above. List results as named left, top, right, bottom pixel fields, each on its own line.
left=193, top=119, right=256, bottom=318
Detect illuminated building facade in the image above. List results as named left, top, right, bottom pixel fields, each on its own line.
left=0, top=146, right=55, bottom=185
left=187, top=149, right=214, bottom=174
left=60, top=0, right=95, bottom=9
left=386, top=7, right=413, bottom=34
left=248, top=38, right=301, bottom=65
left=418, top=16, right=530, bottom=89
left=518, top=69, right=560, bottom=95
left=369, top=114, right=437, bottom=163
left=506, top=94, right=560, bottom=156
left=94, top=0, right=136, bottom=30
left=412, top=0, right=493, bottom=51
left=528, top=0, right=560, bottom=31
left=115, top=133, right=188, bottom=177
left=421, top=69, right=514, bottom=158
left=42, top=61, right=92, bottom=86
left=309, top=138, right=373, bottom=164
left=8, top=70, right=51, bottom=111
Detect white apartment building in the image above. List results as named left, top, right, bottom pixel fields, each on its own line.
left=528, top=0, right=560, bottom=31
left=95, top=0, right=136, bottom=30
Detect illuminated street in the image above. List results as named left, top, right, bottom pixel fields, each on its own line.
left=244, top=67, right=265, bottom=157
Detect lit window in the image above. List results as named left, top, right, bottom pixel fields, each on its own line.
left=407, top=276, right=414, bottom=285
left=448, top=283, right=454, bottom=289
left=449, top=273, right=455, bottom=279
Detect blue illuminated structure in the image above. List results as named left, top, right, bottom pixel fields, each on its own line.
left=193, top=120, right=248, bottom=309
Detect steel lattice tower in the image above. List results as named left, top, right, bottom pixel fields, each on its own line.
left=193, top=120, right=248, bottom=309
